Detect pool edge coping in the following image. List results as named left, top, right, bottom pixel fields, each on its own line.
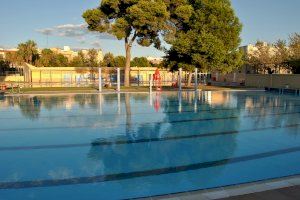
left=138, top=174, right=300, bottom=200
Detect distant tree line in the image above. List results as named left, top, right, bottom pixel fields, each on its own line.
left=0, top=40, right=162, bottom=70
left=246, top=33, right=300, bottom=74
left=101, top=53, right=161, bottom=68
left=1, top=40, right=102, bottom=68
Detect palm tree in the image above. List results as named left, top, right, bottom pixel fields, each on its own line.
left=17, top=40, right=39, bottom=64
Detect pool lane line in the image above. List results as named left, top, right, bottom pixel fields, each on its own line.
left=0, top=104, right=300, bottom=120
left=0, top=123, right=299, bottom=152
left=0, top=111, right=300, bottom=132
left=1, top=146, right=300, bottom=190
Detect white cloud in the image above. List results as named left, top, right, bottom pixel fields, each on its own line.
left=91, top=41, right=102, bottom=48
left=36, top=23, right=115, bottom=40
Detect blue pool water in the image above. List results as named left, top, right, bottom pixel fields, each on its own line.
left=0, top=91, right=300, bottom=199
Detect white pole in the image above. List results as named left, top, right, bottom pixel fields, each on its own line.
left=117, top=68, right=121, bottom=92
left=179, top=68, right=182, bottom=91
left=98, top=68, right=102, bottom=93
left=194, top=68, right=198, bottom=91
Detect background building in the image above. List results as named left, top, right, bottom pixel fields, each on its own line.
left=48, top=46, right=104, bottom=62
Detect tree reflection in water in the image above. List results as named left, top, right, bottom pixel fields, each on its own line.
left=18, top=96, right=41, bottom=120
left=87, top=91, right=241, bottom=189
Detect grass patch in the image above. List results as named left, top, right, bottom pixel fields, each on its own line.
left=19, top=87, right=97, bottom=93
left=5, top=85, right=253, bottom=94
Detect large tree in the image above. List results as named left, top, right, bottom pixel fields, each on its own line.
left=165, top=0, right=243, bottom=86
left=83, top=0, right=171, bottom=86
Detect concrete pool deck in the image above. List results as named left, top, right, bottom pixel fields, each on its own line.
left=140, top=175, right=300, bottom=200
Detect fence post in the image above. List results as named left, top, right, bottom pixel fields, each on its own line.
left=179, top=68, right=182, bottom=91
left=98, top=68, right=102, bottom=93
left=194, top=68, right=198, bottom=91
left=117, top=68, right=121, bottom=92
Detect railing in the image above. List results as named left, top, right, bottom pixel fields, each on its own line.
left=1, top=68, right=211, bottom=94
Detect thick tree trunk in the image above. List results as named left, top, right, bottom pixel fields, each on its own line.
left=124, top=42, right=132, bottom=87
left=187, top=72, right=193, bottom=87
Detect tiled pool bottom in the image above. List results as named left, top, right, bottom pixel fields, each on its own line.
left=0, top=91, right=300, bottom=200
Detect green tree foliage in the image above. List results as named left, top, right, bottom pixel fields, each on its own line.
left=82, top=0, right=171, bottom=86
left=131, top=57, right=151, bottom=67
left=288, top=60, right=300, bottom=74
left=102, top=53, right=115, bottom=67
left=288, top=33, right=300, bottom=74
left=247, top=41, right=274, bottom=74
left=289, top=33, right=300, bottom=59
left=35, top=49, right=69, bottom=67
left=17, top=40, right=39, bottom=64
left=114, top=56, right=126, bottom=68
left=0, top=60, right=10, bottom=75
left=52, top=54, right=69, bottom=67
left=273, top=40, right=289, bottom=73
left=101, top=53, right=126, bottom=68
left=165, top=0, right=243, bottom=85
left=35, top=49, right=54, bottom=67
left=5, top=52, right=23, bottom=67
left=245, top=34, right=300, bottom=74
left=87, top=49, right=100, bottom=80
left=69, top=51, right=88, bottom=67
left=87, top=49, right=99, bottom=67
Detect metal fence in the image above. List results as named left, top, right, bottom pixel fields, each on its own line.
left=0, top=68, right=213, bottom=93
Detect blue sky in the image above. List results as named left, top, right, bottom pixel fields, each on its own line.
left=0, top=0, right=299, bottom=57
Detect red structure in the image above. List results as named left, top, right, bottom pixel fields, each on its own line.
left=153, top=69, right=162, bottom=91
left=0, top=84, right=7, bottom=91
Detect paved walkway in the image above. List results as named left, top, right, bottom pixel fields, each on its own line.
left=141, top=175, right=300, bottom=200
left=220, top=185, right=300, bottom=200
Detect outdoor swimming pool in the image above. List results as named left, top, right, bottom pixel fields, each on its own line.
left=0, top=91, right=300, bottom=200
